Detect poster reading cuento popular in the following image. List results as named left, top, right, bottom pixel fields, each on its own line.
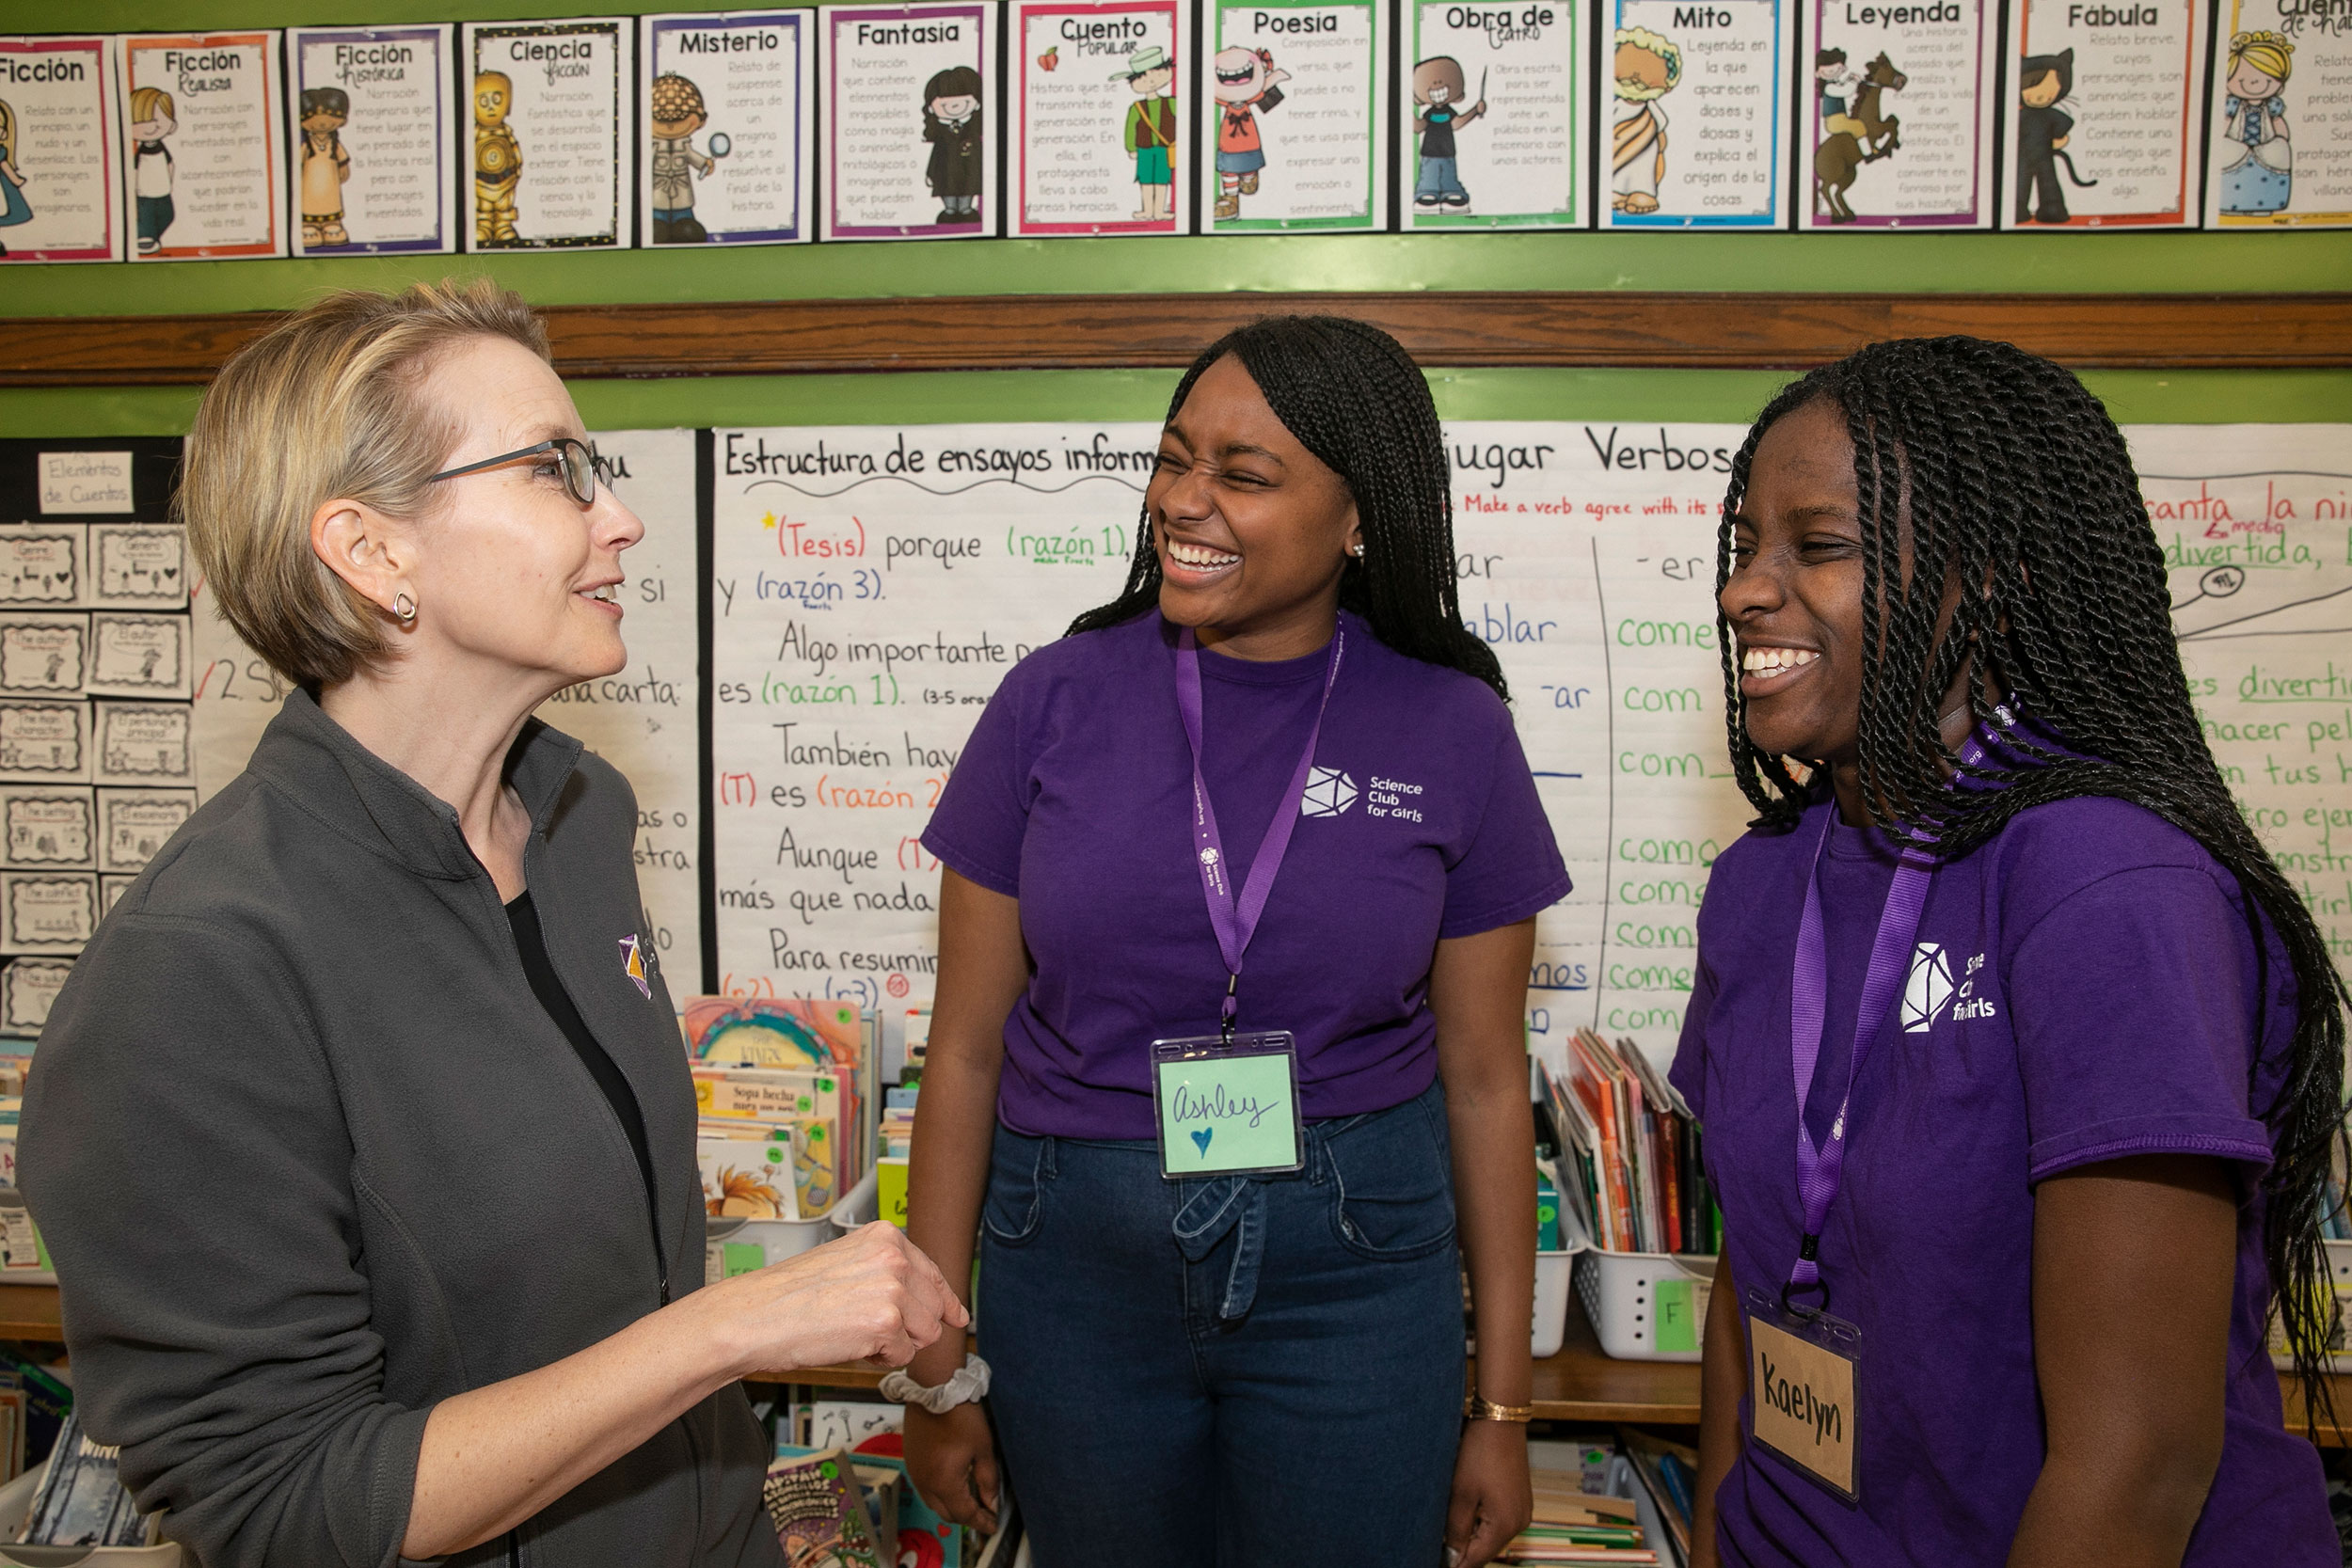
left=2204, top=4, right=2352, bottom=230
left=286, top=25, right=456, bottom=256
left=0, top=38, right=120, bottom=263
left=1014, top=0, right=1184, bottom=235
left=117, top=31, right=287, bottom=261
left=1400, top=0, right=1585, bottom=229
left=1203, top=0, right=1388, bottom=232
left=1601, top=0, right=1794, bottom=229
left=1998, top=0, right=2205, bottom=229
left=1797, top=0, right=1994, bottom=228
left=461, top=18, right=633, bottom=250
left=643, top=12, right=815, bottom=245
left=823, top=2, right=996, bottom=239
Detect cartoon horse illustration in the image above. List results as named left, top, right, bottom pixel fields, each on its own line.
left=1815, top=52, right=1906, bottom=224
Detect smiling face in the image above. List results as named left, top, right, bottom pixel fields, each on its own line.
left=1214, top=47, right=1267, bottom=104
left=131, top=112, right=174, bottom=141
left=2019, top=70, right=2062, bottom=108
left=1147, top=354, right=1361, bottom=657
left=1133, top=64, right=1175, bottom=96
left=301, top=105, right=345, bottom=135
left=2227, top=61, right=2282, bottom=99
left=930, top=93, right=978, bottom=122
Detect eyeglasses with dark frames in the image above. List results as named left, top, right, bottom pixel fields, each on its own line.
left=427, top=437, right=611, bottom=508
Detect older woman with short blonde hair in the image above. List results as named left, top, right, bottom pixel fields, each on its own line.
left=20, top=280, right=962, bottom=1568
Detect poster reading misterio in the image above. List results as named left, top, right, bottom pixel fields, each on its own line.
left=1014, top=0, right=1185, bottom=235
left=1796, top=0, right=1995, bottom=229
left=643, top=12, right=815, bottom=245
left=118, top=31, right=287, bottom=260
left=2204, top=1, right=2352, bottom=230
left=461, top=18, right=634, bottom=249
left=1203, top=0, right=1388, bottom=232
left=286, top=24, right=456, bottom=256
left=1998, top=0, right=2205, bottom=229
left=823, top=2, right=996, bottom=239
left=0, top=37, right=120, bottom=262
left=1600, top=0, right=1794, bottom=229
left=1400, top=0, right=1585, bottom=229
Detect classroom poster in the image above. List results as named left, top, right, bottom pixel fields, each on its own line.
left=1013, top=0, right=1184, bottom=235
left=1998, top=0, right=2205, bottom=229
left=2204, top=6, right=2352, bottom=230
left=461, top=18, right=634, bottom=249
left=1400, top=0, right=1585, bottom=229
left=822, top=2, right=997, bottom=239
left=286, top=25, right=456, bottom=256
left=0, top=38, right=121, bottom=263
left=1202, top=0, right=1389, bottom=231
left=643, top=12, right=816, bottom=245
left=1601, top=0, right=1794, bottom=228
left=1796, top=0, right=1995, bottom=229
left=117, top=32, right=287, bottom=260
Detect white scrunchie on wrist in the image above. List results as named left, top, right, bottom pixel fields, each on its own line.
left=878, top=1353, right=992, bottom=1414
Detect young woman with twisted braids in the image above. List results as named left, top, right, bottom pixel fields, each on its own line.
left=1676, top=337, right=2340, bottom=1565
left=898, top=316, right=1568, bottom=1566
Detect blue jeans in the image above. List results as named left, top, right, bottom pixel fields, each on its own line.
left=1416, top=155, right=1465, bottom=201
left=978, top=1079, right=1465, bottom=1567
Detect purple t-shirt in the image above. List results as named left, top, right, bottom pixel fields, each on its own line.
left=1672, top=793, right=2334, bottom=1565
left=923, top=609, right=1570, bottom=1139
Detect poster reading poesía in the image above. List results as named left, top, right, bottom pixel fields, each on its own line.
left=285, top=25, right=456, bottom=256
left=1998, top=0, right=2205, bottom=229
left=643, top=12, right=815, bottom=245
left=1203, top=0, right=1388, bottom=231
left=1797, top=0, right=1994, bottom=228
left=2204, top=5, right=2352, bottom=230
left=1602, top=0, right=1794, bottom=228
left=1401, top=0, right=1584, bottom=229
left=117, top=32, right=287, bottom=260
left=461, top=18, right=634, bottom=249
left=0, top=38, right=120, bottom=263
left=823, top=3, right=996, bottom=238
left=1014, top=0, right=1184, bottom=235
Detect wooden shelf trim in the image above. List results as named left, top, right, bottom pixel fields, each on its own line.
left=3, top=292, right=2347, bottom=386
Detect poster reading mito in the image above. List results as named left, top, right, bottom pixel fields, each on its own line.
left=1600, top=0, right=1794, bottom=229
left=1400, top=0, right=1586, bottom=230
left=823, top=2, right=997, bottom=239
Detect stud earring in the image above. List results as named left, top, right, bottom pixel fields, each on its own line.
left=393, top=592, right=417, bottom=624
left=1350, top=544, right=1366, bottom=559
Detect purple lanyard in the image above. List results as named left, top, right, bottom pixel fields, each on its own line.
left=1174, top=623, right=1344, bottom=1039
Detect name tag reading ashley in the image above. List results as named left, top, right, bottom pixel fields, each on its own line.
left=1152, top=1032, right=1305, bottom=1180
left=1746, top=1294, right=1862, bottom=1504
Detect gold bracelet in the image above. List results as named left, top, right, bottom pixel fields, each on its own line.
left=1463, top=1394, right=1534, bottom=1423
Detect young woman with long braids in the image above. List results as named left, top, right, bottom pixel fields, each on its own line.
left=1677, top=337, right=2341, bottom=1565
left=897, top=317, right=1568, bottom=1566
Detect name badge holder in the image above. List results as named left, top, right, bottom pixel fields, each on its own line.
left=1744, top=1283, right=1864, bottom=1504
left=1152, top=1031, right=1307, bottom=1180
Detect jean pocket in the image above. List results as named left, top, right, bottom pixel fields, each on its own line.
left=1327, top=1101, right=1457, bottom=1261
left=980, top=1130, right=1050, bottom=1246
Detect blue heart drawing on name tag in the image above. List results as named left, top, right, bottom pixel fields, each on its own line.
left=1191, top=1128, right=1214, bottom=1156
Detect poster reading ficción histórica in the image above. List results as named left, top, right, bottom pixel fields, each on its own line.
left=286, top=24, right=456, bottom=256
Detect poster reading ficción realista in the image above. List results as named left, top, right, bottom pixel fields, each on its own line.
left=643, top=12, right=815, bottom=245
left=2204, top=1, right=2352, bottom=230
left=461, top=18, right=633, bottom=249
left=0, top=37, right=121, bottom=263
left=1401, top=0, right=1585, bottom=229
left=1203, top=0, right=1389, bottom=232
left=1601, top=0, right=1794, bottom=229
left=823, top=2, right=997, bottom=239
left=1999, top=0, right=2205, bottom=229
left=118, top=31, right=287, bottom=260
left=1014, top=0, right=1184, bottom=235
left=286, top=25, right=456, bottom=256
left=1797, top=0, right=1995, bottom=229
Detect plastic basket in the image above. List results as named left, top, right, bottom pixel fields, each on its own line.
left=1572, top=1244, right=1717, bottom=1363
left=1532, top=1249, right=1576, bottom=1359
left=707, top=1166, right=882, bottom=1285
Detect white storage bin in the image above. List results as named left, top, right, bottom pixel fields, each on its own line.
left=707, top=1166, right=883, bottom=1283
left=1532, top=1249, right=1577, bottom=1359
left=1572, top=1243, right=1717, bottom=1364
left=0, top=1459, right=182, bottom=1565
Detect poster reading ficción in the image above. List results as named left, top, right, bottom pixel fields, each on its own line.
left=2204, top=3, right=2352, bottom=230
left=1601, top=0, right=1793, bottom=229
left=1203, top=0, right=1388, bottom=232
left=1014, top=0, right=1184, bottom=235
left=460, top=18, right=633, bottom=249
left=823, top=2, right=996, bottom=239
left=643, top=12, right=814, bottom=245
left=118, top=31, right=287, bottom=260
left=1797, top=0, right=1995, bottom=229
left=1999, top=0, right=2205, bottom=229
left=1401, top=0, right=1585, bottom=229
left=286, top=25, right=455, bottom=256
left=0, top=37, right=121, bottom=263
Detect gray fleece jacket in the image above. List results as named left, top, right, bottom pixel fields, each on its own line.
left=19, top=691, right=782, bottom=1568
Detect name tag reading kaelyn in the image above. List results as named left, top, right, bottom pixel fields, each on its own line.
left=1749, top=1314, right=1857, bottom=1497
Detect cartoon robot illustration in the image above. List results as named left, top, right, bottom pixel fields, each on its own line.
left=1411, top=56, right=1487, bottom=211
left=473, top=70, right=522, bottom=245
left=2219, top=31, right=2294, bottom=217
left=298, top=87, right=353, bottom=249
left=128, top=86, right=177, bottom=255
left=2014, top=48, right=2093, bottom=224
left=1212, top=45, right=1289, bottom=221
left=1610, top=29, right=1681, bottom=214
left=922, top=66, right=983, bottom=225
left=649, top=72, right=726, bottom=243
left=0, top=99, right=29, bottom=256
left=1117, top=46, right=1177, bottom=222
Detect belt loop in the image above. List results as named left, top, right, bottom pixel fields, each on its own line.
left=1039, top=1134, right=1057, bottom=1181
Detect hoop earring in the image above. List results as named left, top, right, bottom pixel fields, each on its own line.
left=393, top=592, right=417, bottom=625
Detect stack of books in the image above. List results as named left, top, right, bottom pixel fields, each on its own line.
left=1499, top=1465, right=1657, bottom=1565
left=683, top=997, right=879, bottom=1218
left=1538, top=1030, right=1716, bottom=1256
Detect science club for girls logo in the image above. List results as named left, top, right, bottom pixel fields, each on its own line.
left=1903, top=943, right=1996, bottom=1032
